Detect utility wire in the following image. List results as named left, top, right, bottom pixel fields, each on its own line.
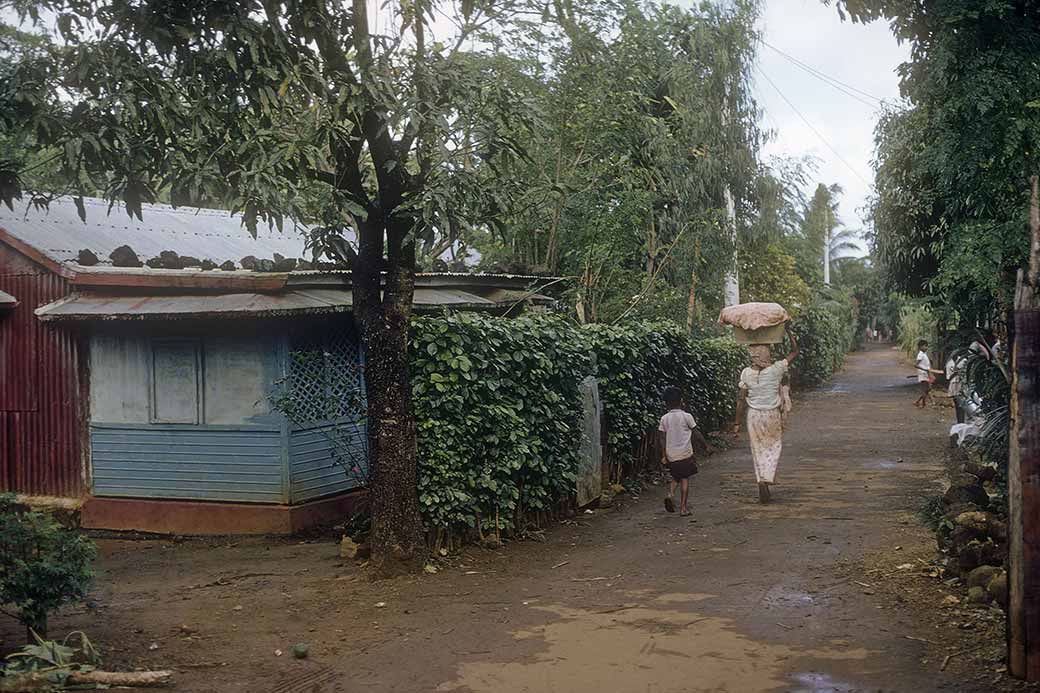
left=760, top=39, right=885, bottom=107
left=756, top=66, right=872, bottom=187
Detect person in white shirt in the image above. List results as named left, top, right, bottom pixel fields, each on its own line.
left=657, top=386, right=709, bottom=516
left=945, top=349, right=968, bottom=423
left=914, top=340, right=942, bottom=408
left=731, top=325, right=799, bottom=504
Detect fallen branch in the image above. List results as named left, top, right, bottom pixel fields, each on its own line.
left=0, top=669, right=173, bottom=692
left=189, top=572, right=283, bottom=590
left=904, top=635, right=938, bottom=645
left=551, top=561, right=570, bottom=569
left=571, top=575, right=621, bottom=582
left=941, top=645, right=985, bottom=672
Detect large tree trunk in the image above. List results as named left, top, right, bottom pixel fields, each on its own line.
left=1008, top=175, right=1040, bottom=680
left=355, top=222, right=425, bottom=576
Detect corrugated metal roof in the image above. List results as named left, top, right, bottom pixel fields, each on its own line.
left=0, top=196, right=307, bottom=268
left=35, top=287, right=495, bottom=321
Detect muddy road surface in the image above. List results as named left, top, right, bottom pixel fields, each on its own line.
left=7, top=345, right=999, bottom=692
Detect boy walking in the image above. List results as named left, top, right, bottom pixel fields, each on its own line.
left=914, top=340, right=942, bottom=408
left=658, top=386, right=708, bottom=516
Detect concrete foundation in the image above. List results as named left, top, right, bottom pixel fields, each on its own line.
left=81, top=491, right=367, bottom=535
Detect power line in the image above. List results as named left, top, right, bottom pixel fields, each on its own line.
left=756, top=66, right=872, bottom=187
left=760, top=39, right=885, bottom=107
left=760, top=38, right=884, bottom=103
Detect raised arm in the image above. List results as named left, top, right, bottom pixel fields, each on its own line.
left=785, top=325, right=800, bottom=364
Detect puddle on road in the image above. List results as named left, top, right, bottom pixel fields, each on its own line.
left=790, top=671, right=860, bottom=692
left=435, top=593, right=873, bottom=692
left=863, top=460, right=902, bottom=470
left=762, top=585, right=817, bottom=607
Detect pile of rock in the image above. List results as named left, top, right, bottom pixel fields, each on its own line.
left=74, top=245, right=315, bottom=272
left=936, top=461, right=1007, bottom=607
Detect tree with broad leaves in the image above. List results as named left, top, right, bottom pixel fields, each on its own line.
left=0, top=0, right=538, bottom=575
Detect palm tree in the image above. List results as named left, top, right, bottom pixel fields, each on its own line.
left=827, top=228, right=864, bottom=275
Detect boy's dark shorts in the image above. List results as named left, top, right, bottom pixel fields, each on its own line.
left=668, top=456, right=699, bottom=481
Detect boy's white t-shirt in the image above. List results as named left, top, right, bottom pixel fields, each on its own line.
left=659, top=410, right=697, bottom=462
left=916, top=350, right=931, bottom=382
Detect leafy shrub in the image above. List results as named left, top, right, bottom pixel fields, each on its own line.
left=583, top=322, right=747, bottom=470
left=739, top=243, right=813, bottom=317
left=788, top=294, right=857, bottom=388
left=3, top=630, right=101, bottom=678
left=410, top=315, right=747, bottom=536
left=411, top=314, right=592, bottom=534
left=897, top=301, right=938, bottom=357
left=0, top=495, right=96, bottom=637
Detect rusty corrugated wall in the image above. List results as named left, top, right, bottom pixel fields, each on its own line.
left=0, top=243, right=85, bottom=497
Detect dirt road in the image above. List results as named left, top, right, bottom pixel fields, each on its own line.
left=7, top=345, right=996, bottom=692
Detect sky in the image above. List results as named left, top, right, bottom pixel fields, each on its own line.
left=752, top=0, right=910, bottom=255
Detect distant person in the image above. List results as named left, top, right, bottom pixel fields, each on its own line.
left=914, top=339, right=942, bottom=408
left=945, top=351, right=967, bottom=423
left=731, top=325, right=799, bottom=504
left=658, top=386, right=707, bottom=517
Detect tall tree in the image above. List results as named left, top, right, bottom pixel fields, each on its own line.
left=474, top=0, right=764, bottom=325
left=795, top=182, right=843, bottom=286
left=835, top=0, right=1040, bottom=327
left=0, top=0, right=532, bottom=575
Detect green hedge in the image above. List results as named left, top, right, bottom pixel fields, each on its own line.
left=583, top=322, right=747, bottom=469
left=410, top=315, right=747, bottom=535
left=407, top=300, right=856, bottom=536
left=788, top=295, right=857, bottom=388
left=411, top=315, right=591, bottom=533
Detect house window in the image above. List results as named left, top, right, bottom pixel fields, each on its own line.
left=151, top=340, right=202, bottom=424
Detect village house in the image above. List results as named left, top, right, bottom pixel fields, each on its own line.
left=0, top=197, right=550, bottom=534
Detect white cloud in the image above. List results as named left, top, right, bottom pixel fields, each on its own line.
left=754, top=0, right=909, bottom=253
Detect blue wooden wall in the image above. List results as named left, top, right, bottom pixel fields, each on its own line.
left=91, top=424, right=285, bottom=502
left=87, top=321, right=369, bottom=506
left=289, top=421, right=367, bottom=503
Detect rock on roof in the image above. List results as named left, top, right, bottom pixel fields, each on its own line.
left=0, top=196, right=308, bottom=269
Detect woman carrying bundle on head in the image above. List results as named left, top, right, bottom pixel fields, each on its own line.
left=730, top=325, right=799, bottom=504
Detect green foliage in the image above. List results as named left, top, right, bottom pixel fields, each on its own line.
left=864, top=1, right=1039, bottom=327
left=739, top=243, right=812, bottom=316
left=0, top=495, right=96, bottom=637
left=830, top=256, right=882, bottom=333
left=583, top=322, right=748, bottom=469
left=411, top=314, right=591, bottom=533
left=961, top=347, right=1011, bottom=471
left=3, top=630, right=101, bottom=678
left=917, top=494, right=946, bottom=532
left=470, top=0, right=764, bottom=325
left=787, top=292, right=857, bottom=388
left=791, top=183, right=844, bottom=286
left=409, top=315, right=747, bottom=534
left=896, top=301, right=938, bottom=357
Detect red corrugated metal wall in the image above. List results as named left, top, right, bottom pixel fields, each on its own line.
left=0, top=243, right=85, bottom=497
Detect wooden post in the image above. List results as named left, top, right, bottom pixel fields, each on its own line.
left=1008, top=175, right=1040, bottom=680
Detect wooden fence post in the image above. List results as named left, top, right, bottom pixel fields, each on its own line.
left=1008, top=175, right=1040, bottom=680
